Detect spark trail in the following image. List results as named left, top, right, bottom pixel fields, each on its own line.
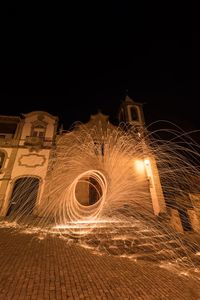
left=2, top=121, right=200, bottom=278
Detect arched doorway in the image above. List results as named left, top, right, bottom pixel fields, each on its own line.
left=6, top=177, right=40, bottom=219
left=89, top=176, right=102, bottom=205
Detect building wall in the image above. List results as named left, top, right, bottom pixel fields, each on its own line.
left=19, top=112, right=56, bottom=145
left=1, top=148, right=51, bottom=215
left=0, top=148, right=13, bottom=210
left=0, top=148, right=12, bottom=175
left=145, top=156, right=166, bottom=215
left=0, top=111, right=58, bottom=217
left=1, top=108, right=189, bottom=229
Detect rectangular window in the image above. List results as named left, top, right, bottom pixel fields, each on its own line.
left=39, top=131, right=45, bottom=137
left=32, top=131, right=38, bottom=137
left=0, top=152, right=5, bottom=169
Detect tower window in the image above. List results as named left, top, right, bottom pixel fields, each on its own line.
left=130, top=106, right=139, bottom=121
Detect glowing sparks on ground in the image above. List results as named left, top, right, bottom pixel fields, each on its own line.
left=1, top=121, right=200, bottom=281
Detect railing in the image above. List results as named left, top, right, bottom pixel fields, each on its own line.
left=0, top=138, right=19, bottom=147
left=24, top=136, right=53, bottom=147
left=24, top=136, right=44, bottom=146
left=0, top=136, right=53, bottom=148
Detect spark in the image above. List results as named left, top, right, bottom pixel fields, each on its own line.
left=1, top=121, right=200, bottom=278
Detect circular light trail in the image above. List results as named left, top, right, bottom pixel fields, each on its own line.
left=55, top=169, right=107, bottom=235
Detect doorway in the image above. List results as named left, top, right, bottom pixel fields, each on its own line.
left=6, top=177, right=40, bottom=218
left=89, top=177, right=102, bottom=205
left=178, top=208, right=192, bottom=231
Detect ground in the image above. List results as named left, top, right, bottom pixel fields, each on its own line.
left=0, top=226, right=200, bottom=300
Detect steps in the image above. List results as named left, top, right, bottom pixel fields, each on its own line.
left=4, top=212, right=200, bottom=265
left=69, top=218, right=200, bottom=264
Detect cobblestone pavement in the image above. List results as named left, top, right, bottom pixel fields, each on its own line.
left=0, top=227, right=200, bottom=300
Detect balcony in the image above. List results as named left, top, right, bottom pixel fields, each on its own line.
left=24, top=136, right=53, bottom=147
left=24, top=136, right=44, bottom=146
left=0, top=138, right=18, bottom=147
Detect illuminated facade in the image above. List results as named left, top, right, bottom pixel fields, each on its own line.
left=0, top=96, right=199, bottom=233
left=0, top=112, right=58, bottom=217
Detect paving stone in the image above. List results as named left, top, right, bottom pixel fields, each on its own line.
left=0, top=227, right=200, bottom=299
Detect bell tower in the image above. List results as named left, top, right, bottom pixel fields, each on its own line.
left=118, top=95, right=145, bottom=126
left=118, top=94, right=167, bottom=216
left=118, top=95, right=146, bottom=139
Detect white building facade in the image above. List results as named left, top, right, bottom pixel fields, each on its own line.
left=0, top=111, right=58, bottom=217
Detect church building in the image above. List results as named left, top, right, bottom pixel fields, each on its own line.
left=0, top=96, right=199, bottom=233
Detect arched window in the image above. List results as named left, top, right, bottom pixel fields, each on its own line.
left=129, top=105, right=139, bottom=122
left=0, top=151, right=5, bottom=169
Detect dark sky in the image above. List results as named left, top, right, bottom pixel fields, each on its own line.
left=1, top=4, right=200, bottom=137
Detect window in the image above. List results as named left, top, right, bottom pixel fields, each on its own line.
left=32, top=125, right=45, bottom=138
left=94, top=141, right=104, bottom=156
left=0, top=151, right=5, bottom=169
left=130, top=106, right=139, bottom=121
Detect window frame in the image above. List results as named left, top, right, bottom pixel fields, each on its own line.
left=0, top=150, right=7, bottom=171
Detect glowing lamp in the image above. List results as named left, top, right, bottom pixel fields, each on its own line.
left=144, top=159, right=150, bottom=166
left=134, top=160, right=145, bottom=173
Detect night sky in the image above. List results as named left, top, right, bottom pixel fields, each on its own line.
left=1, top=4, right=200, bottom=139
